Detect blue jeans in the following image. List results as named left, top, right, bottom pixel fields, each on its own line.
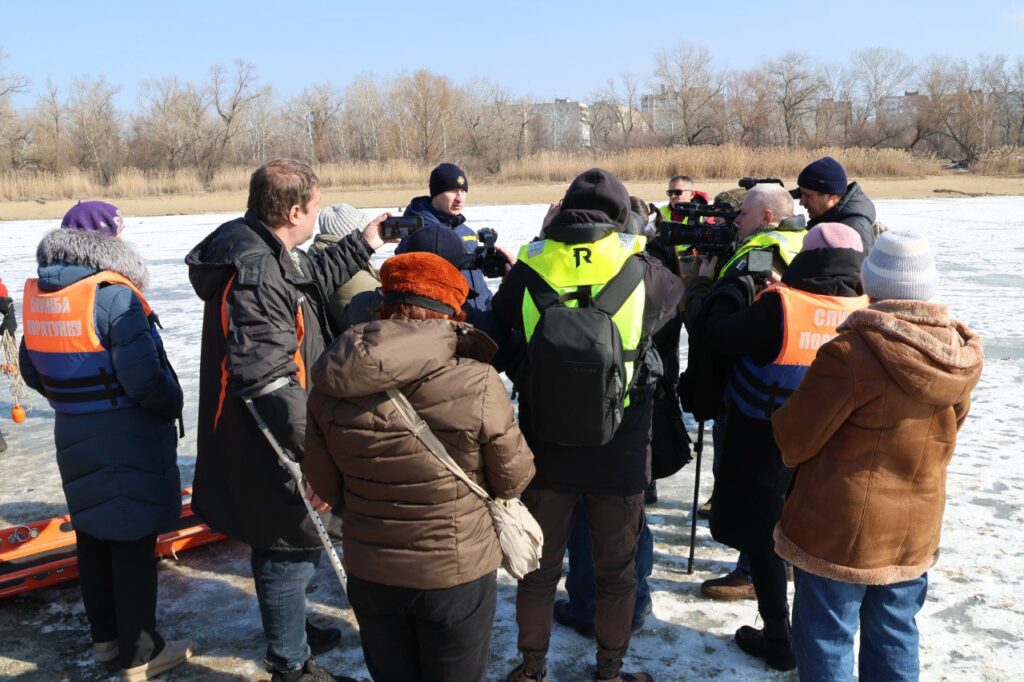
left=712, top=415, right=750, bottom=581
left=251, top=547, right=322, bottom=672
left=792, top=567, right=928, bottom=681
left=564, top=498, right=652, bottom=624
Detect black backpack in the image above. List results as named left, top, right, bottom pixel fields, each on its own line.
left=519, top=256, right=647, bottom=447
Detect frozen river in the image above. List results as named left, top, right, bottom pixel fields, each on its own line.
left=1, top=197, right=1022, bottom=680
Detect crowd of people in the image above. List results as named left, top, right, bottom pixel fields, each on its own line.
left=4, top=154, right=984, bottom=682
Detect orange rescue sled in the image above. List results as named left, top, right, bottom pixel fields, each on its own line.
left=0, top=488, right=225, bottom=599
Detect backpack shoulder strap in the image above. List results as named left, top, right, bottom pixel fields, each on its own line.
left=593, top=255, right=646, bottom=316
left=520, top=265, right=561, bottom=311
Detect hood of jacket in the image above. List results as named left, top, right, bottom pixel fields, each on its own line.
left=311, top=318, right=497, bottom=399
left=185, top=211, right=294, bottom=302
left=812, top=182, right=876, bottom=227
left=841, top=300, right=983, bottom=407
left=782, top=247, right=864, bottom=297
left=404, top=195, right=467, bottom=228
left=36, top=228, right=150, bottom=292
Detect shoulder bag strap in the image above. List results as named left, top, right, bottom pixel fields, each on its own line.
left=385, top=388, right=493, bottom=502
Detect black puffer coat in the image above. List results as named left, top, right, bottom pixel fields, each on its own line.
left=700, top=247, right=865, bottom=553
left=185, top=211, right=373, bottom=550
left=807, top=182, right=877, bottom=252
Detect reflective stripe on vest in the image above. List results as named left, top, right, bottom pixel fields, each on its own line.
left=719, top=228, right=807, bottom=278
left=724, top=283, right=868, bottom=420
left=518, top=232, right=647, bottom=403
left=212, top=275, right=307, bottom=430
left=23, top=271, right=154, bottom=414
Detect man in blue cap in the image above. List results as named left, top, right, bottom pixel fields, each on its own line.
left=791, top=156, right=877, bottom=251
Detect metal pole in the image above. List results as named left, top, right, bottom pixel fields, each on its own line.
left=687, top=420, right=704, bottom=575
left=243, top=398, right=347, bottom=591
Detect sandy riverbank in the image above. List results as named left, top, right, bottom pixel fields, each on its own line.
left=1, top=174, right=1021, bottom=222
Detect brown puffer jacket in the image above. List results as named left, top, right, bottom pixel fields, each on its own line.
left=772, top=300, right=983, bottom=585
left=303, top=318, right=535, bottom=590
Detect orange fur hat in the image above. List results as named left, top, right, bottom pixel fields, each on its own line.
left=379, top=252, right=469, bottom=316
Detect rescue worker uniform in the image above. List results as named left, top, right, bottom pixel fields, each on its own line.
left=19, top=227, right=184, bottom=670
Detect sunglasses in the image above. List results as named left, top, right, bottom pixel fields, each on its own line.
left=666, top=189, right=687, bottom=197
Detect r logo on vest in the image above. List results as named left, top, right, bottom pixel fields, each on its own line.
left=573, top=247, right=592, bottom=267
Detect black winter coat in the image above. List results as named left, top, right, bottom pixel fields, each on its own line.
left=491, top=223, right=684, bottom=495
left=185, top=212, right=373, bottom=550
left=700, top=247, right=864, bottom=552
left=808, top=182, right=877, bottom=252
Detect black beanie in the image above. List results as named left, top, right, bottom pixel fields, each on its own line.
left=557, top=168, right=631, bottom=228
left=429, top=163, right=469, bottom=197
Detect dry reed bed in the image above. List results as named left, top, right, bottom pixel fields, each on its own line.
left=3, top=145, right=1020, bottom=203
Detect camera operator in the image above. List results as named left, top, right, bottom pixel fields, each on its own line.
left=685, top=223, right=869, bottom=671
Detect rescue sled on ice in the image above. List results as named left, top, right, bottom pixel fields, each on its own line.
left=0, top=487, right=225, bottom=599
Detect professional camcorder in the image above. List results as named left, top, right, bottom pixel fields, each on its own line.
left=658, top=201, right=740, bottom=258
left=463, top=228, right=509, bottom=278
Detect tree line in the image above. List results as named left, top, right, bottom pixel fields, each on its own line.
left=0, top=44, right=1022, bottom=190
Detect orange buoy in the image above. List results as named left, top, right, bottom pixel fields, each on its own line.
left=11, top=404, right=26, bottom=423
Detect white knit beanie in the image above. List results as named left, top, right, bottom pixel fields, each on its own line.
left=861, top=229, right=937, bottom=301
left=317, top=203, right=367, bottom=237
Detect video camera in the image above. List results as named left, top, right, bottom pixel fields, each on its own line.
left=658, top=201, right=740, bottom=258
left=463, top=228, right=509, bottom=278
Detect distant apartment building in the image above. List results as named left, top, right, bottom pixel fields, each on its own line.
left=878, top=91, right=928, bottom=123
left=530, top=98, right=592, bottom=150
left=640, top=87, right=678, bottom=137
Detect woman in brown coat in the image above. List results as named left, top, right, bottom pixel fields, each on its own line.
left=772, top=229, right=983, bottom=681
left=303, top=251, right=535, bottom=682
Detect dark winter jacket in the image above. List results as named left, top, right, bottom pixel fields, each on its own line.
left=402, top=196, right=493, bottom=311
left=808, top=182, right=877, bottom=252
left=699, top=247, right=865, bottom=552
left=491, top=221, right=684, bottom=495
left=307, top=233, right=380, bottom=335
left=185, top=211, right=373, bottom=550
left=19, top=229, right=183, bottom=541
left=304, top=319, right=535, bottom=589
left=773, top=300, right=982, bottom=585
left=0, top=277, right=15, bottom=336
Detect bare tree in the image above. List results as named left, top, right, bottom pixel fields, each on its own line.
left=388, top=69, right=463, bottom=163
left=725, top=70, right=776, bottom=146
left=763, top=52, right=823, bottom=146
left=284, top=82, right=344, bottom=164
left=342, top=74, right=388, bottom=161
left=134, top=77, right=208, bottom=170
left=65, top=76, right=124, bottom=183
left=652, top=43, right=726, bottom=145
left=0, top=49, right=30, bottom=170
left=196, top=60, right=266, bottom=183
left=30, top=79, right=73, bottom=172
left=848, top=47, right=915, bottom=145
left=460, top=78, right=531, bottom=172
left=589, top=72, right=645, bottom=149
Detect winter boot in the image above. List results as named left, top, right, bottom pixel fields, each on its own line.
left=700, top=570, right=756, bottom=601
left=121, top=640, right=193, bottom=681
left=93, top=640, right=118, bottom=664
left=270, top=657, right=357, bottom=682
left=305, top=620, right=341, bottom=656
left=553, top=599, right=596, bottom=638
left=734, top=618, right=796, bottom=671
left=696, top=497, right=712, bottom=518
left=507, top=662, right=548, bottom=681
left=593, top=672, right=655, bottom=681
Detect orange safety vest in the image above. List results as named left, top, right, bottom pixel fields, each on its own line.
left=23, top=271, right=155, bottom=414
left=725, top=283, right=868, bottom=420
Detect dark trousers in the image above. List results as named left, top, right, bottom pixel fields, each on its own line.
left=516, top=488, right=644, bottom=680
left=251, top=547, right=322, bottom=672
left=347, top=572, right=497, bottom=682
left=749, top=545, right=789, bottom=620
left=564, top=498, right=653, bottom=624
left=76, top=530, right=163, bottom=669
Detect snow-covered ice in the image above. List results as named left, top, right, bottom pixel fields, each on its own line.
left=1, top=197, right=1022, bottom=680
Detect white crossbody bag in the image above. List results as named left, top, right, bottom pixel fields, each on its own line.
left=386, top=388, right=543, bottom=580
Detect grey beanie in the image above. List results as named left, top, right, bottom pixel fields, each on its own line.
left=861, top=229, right=937, bottom=302
left=318, top=203, right=367, bottom=237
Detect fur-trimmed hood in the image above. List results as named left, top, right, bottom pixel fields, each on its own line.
left=840, top=300, right=983, bottom=407
left=36, top=229, right=150, bottom=292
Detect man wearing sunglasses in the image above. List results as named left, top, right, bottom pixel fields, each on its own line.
left=658, top=175, right=695, bottom=221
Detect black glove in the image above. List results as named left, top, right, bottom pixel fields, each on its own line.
left=0, top=297, right=16, bottom=336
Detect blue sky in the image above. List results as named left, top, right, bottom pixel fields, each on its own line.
left=3, top=0, right=1024, bottom=109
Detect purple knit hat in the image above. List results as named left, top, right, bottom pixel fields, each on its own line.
left=802, top=222, right=863, bottom=252
left=61, top=201, right=124, bottom=237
